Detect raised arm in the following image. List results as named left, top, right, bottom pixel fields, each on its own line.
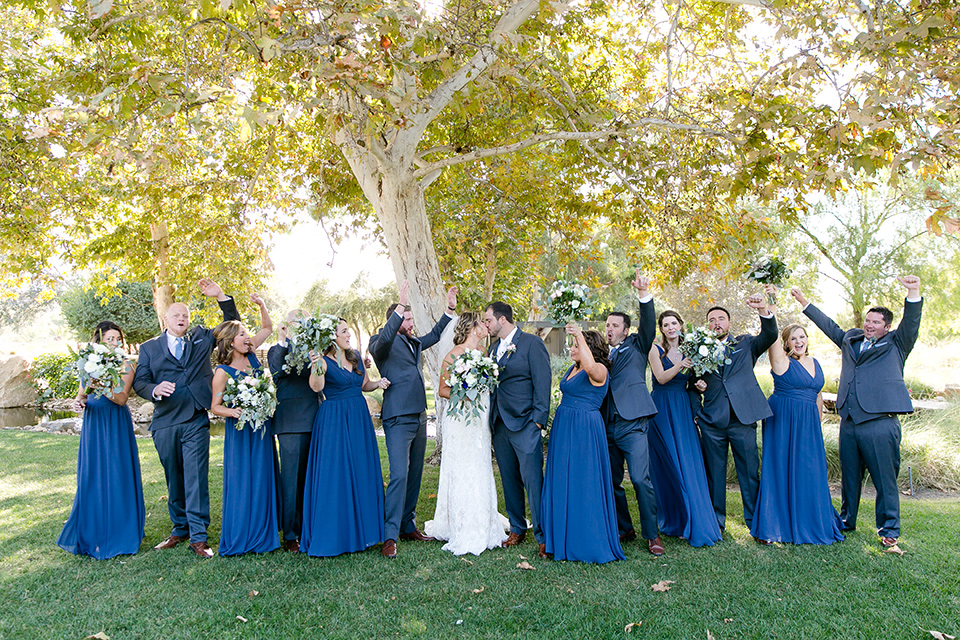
left=634, top=272, right=656, bottom=354
left=794, top=288, right=845, bottom=348
left=199, top=278, right=240, bottom=322
left=420, top=286, right=458, bottom=350
left=762, top=285, right=789, bottom=375
left=567, top=324, right=607, bottom=386
left=369, top=310, right=404, bottom=360
left=746, top=292, right=778, bottom=360
left=308, top=352, right=327, bottom=393
left=248, top=293, right=273, bottom=350
left=894, top=275, right=923, bottom=357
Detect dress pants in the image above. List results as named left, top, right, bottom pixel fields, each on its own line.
left=492, top=416, right=544, bottom=543
left=608, top=415, right=658, bottom=540
left=382, top=412, right=428, bottom=541
left=152, top=410, right=211, bottom=542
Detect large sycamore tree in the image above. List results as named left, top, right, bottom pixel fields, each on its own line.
left=4, top=0, right=960, bottom=336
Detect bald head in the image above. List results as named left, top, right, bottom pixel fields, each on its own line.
left=286, top=308, right=306, bottom=323
left=165, top=303, right=191, bottom=337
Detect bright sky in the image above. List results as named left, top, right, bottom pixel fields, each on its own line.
left=264, top=218, right=395, bottom=308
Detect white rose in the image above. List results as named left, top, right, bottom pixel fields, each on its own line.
left=699, top=345, right=710, bottom=357
left=571, top=300, right=581, bottom=309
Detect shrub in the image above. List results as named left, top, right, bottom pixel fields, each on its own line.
left=31, top=352, right=79, bottom=401
left=60, top=280, right=159, bottom=346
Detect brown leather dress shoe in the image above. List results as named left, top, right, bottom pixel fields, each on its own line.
left=189, top=541, right=215, bottom=558
left=153, top=535, right=187, bottom=550
left=538, top=543, right=549, bottom=559
left=753, top=536, right=774, bottom=546
left=648, top=537, right=665, bottom=556
left=399, top=529, right=436, bottom=542
left=381, top=539, right=397, bottom=558
left=880, top=536, right=898, bottom=548
left=284, top=539, right=300, bottom=553
left=619, top=529, right=637, bottom=543
left=501, top=531, right=526, bottom=547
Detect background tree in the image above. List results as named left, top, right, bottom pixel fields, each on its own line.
left=59, top=280, right=160, bottom=346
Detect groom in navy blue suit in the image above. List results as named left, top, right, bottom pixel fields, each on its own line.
left=603, top=272, right=663, bottom=555
left=369, top=280, right=457, bottom=558
left=694, top=294, right=777, bottom=532
left=484, top=301, right=552, bottom=559
left=133, top=278, right=239, bottom=558
left=794, top=276, right=923, bottom=548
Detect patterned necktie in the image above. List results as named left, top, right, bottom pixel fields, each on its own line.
left=174, top=337, right=185, bottom=361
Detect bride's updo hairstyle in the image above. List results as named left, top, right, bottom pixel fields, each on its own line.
left=213, top=320, right=243, bottom=364
left=582, top=330, right=612, bottom=370
left=452, top=312, right=481, bottom=346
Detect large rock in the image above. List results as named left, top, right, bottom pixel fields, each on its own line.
left=365, top=396, right=382, bottom=427
left=134, top=402, right=155, bottom=423
left=0, top=355, right=38, bottom=408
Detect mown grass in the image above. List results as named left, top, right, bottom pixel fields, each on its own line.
left=1, top=429, right=959, bottom=640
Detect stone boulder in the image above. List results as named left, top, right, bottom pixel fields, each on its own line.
left=134, top=402, right=155, bottom=423
left=0, top=355, right=38, bottom=408
left=42, top=417, right=82, bottom=435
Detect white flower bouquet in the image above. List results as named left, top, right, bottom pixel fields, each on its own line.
left=75, top=343, right=127, bottom=399
left=222, top=370, right=278, bottom=436
left=283, top=313, right=340, bottom=374
left=745, top=255, right=791, bottom=304
left=679, top=325, right=732, bottom=376
left=545, top=280, right=594, bottom=325
left=446, top=349, right=500, bottom=419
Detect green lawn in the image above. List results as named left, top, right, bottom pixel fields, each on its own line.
left=1, top=429, right=958, bottom=640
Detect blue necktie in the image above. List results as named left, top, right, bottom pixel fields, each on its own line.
left=174, top=337, right=185, bottom=361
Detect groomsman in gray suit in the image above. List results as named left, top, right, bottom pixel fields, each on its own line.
left=134, top=279, right=240, bottom=558
left=369, top=280, right=457, bottom=558
left=484, top=301, right=552, bottom=559
left=268, top=310, right=322, bottom=553
left=793, top=276, right=922, bottom=548
left=694, top=294, right=777, bottom=532
left=603, top=272, right=663, bottom=555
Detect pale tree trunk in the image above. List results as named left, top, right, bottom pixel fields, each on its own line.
left=150, top=221, right=175, bottom=329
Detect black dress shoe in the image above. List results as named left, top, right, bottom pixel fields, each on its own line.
left=619, top=529, right=637, bottom=543
left=284, top=539, right=300, bottom=553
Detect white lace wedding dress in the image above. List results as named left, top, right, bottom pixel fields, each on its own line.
left=425, top=390, right=509, bottom=555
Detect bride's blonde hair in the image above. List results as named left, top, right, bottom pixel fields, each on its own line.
left=452, top=312, right=481, bottom=346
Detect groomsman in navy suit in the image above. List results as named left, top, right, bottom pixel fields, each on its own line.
left=133, top=279, right=240, bottom=558
left=793, top=276, right=922, bottom=548
left=603, top=272, right=663, bottom=555
left=694, top=294, right=777, bottom=532
left=268, top=310, right=322, bottom=553
left=369, top=280, right=457, bottom=558
left=484, top=301, right=552, bottom=559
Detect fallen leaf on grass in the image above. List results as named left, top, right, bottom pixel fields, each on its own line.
left=724, top=618, right=733, bottom=623
left=566, top=588, right=574, bottom=593
left=85, top=633, right=109, bottom=640
left=460, top=558, right=473, bottom=565
left=651, top=580, right=675, bottom=592
left=158, top=495, right=167, bottom=502
left=428, top=494, right=437, bottom=499
left=517, top=561, right=535, bottom=570
left=624, top=622, right=642, bottom=632
left=884, top=545, right=906, bottom=556
left=707, top=630, right=716, bottom=640
left=519, top=554, right=528, bottom=560
left=249, top=590, right=259, bottom=597
left=236, top=616, right=248, bottom=623
left=470, top=587, right=485, bottom=594
left=922, top=628, right=956, bottom=639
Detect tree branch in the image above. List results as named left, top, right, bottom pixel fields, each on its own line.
left=412, top=120, right=741, bottom=179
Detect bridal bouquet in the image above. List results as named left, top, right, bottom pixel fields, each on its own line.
left=446, top=349, right=500, bottom=419
left=745, top=255, right=791, bottom=304
left=545, top=280, right=594, bottom=324
left=222, top=370, right=278, bottom=436
left=283, top=313, right=340, bottom=374
left=75, top=343, right=127, bottom=399
left=679, top=326, right=732, bottom=376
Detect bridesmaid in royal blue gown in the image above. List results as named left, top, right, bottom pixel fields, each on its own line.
left=211, top=294, right=281, bottom=556
left=647, top=311, right=723, bottom=548
left=59, top=322, right=145, bottom=559
left=300, top=318, right=387, bottom=557
left=541, top=325, right=624, bottom=563
left=751, top=314, right=844, bottom=545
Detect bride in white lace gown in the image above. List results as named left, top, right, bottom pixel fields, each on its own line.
left=425, top=312, right=508, bottom=555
